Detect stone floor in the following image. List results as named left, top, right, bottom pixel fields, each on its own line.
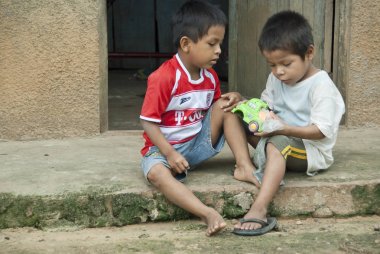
left=108, top=69, right=146, bottom=130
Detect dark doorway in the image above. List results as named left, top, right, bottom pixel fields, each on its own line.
left=107, top=0, right=229, bottom=130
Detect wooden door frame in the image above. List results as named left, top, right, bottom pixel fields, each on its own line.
left=333, top=0, right=351, bottom=108
left=228, top=0, right=350, bottom=105
left=228, top=0, right=238, bottom=93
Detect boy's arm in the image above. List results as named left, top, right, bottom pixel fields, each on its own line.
left=255, top=112, right=325, bottom=140
left=140, top=119, right=190, bottom=173
left=256, top=123, right=324, bottom=140
left=278, top=124, right=325, bottom=140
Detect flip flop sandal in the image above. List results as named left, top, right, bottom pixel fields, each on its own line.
left=232, top=217, right=277, bottom=236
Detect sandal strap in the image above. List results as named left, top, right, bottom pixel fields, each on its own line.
left=239, top=218, right=268, bottom=227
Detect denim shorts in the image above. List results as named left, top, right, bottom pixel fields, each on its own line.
left=141, top=106, right=225, bottom=182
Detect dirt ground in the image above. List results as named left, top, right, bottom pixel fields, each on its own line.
left=1, top=216, right=379, bottom=254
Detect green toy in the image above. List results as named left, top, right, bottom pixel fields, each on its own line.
left=231, top=98, right=269, bottom=132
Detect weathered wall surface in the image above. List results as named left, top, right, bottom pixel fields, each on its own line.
left=0, top=0, right=108, bottom=140
left=0, top=0, right=379, bottom=140
left=346, top=0, right=380, bottom=127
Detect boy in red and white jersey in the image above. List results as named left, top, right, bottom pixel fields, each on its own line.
left=140, top=0, right=257, bottom=236
left=140, top=54, right=221, bottom=155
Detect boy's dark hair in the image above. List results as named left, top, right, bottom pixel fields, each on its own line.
left=172, top=0, right=227, bottom=48
left=258, top=10, right=314, bottom=59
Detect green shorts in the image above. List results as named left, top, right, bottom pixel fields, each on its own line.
left=266, top=135, right=308, bottom=172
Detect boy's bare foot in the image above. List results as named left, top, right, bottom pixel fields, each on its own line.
left=233, top=165, right=261, bottom=187
left=202, top=208, right=227, bottom=236
left=234, top=207, right=267, bottom=230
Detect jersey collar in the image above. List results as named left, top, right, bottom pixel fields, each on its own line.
left=175, top=54, right=204, bottom=84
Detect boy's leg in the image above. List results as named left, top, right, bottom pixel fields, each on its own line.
left=234, top=136, right=306, bottom=230
left=210, top=99, right=260, bottom=186
left=234, top=142, right=285, bottom=230
left=147, top=163, right=226, bottom=236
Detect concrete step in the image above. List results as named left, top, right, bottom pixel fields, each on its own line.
left=0, top=128, right=379, bottom=229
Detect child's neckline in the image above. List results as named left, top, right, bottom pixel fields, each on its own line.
left=175, top=54, right=205, bottom=84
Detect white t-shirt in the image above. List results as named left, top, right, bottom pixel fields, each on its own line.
left=261, top=71, right=345, bottom=175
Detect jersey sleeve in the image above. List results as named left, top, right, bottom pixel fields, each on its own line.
left=140, top=67, right=174, bottom=123
left=208, top=68, right=221, bottom=103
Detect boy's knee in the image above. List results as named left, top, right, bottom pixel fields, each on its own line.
left=147, top=164, right=171, bottom=187
left=209, top=99, right=227, bottom=125
left=266, top=142, right=282, bottom=156
left=212, top=99, right=225, bottom=112
left=212, top=98, right=234, bottom=119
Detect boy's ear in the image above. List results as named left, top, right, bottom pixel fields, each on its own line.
left=306, top=45, right=315, bottom=60
left=179, top=36, right=191, bottom=53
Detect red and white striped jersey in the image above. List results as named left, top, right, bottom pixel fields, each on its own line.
left=140, top=54, right=221, bottom=155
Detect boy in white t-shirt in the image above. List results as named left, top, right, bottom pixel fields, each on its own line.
left=233, top=11, right=345, bottom=236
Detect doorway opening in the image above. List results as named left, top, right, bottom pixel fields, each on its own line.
left=106, top=0, right=229, bottom=130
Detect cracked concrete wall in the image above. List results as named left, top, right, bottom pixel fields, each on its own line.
left=346, top=0, right=380, bottom=127
left=0, top=0, right=108, bottom=140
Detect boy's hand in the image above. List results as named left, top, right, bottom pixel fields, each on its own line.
left=254, top=111, right=286, bottom=137
left=166, top=150, right=190, bottom=174
left=220, top=92, right=244, bottom=112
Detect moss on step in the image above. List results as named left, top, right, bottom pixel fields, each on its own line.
left=351, top=184, right=380, bottom=215
left=1, top=182, right=379, bottom=229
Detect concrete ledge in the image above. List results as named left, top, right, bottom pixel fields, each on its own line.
left=0, top=128, right=379, bottom=229
left=0, top=180, right=379, bottom=229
